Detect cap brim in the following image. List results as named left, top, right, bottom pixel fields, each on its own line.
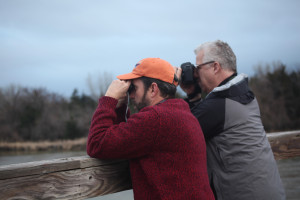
left=117, top=72, right=141, bottom=80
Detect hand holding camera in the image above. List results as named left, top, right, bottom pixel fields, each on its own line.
left=180, top=62, right=202, bottom=98
left=180, top=62, right=196, bottom=85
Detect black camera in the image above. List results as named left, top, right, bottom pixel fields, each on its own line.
left=180, top=62, right=202, bottom=97
left=180, top=62, right=195, bottom=84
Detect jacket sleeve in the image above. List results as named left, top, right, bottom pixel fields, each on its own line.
left=87, top=96, right=159, bottom=159
left=114, top=102, right=130, bottom=124
left=190, top=98, right=225, bottom=140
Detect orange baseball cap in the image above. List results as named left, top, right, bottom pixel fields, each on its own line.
left=117, top=58, right=178, bottom=85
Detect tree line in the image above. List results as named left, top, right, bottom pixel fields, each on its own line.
left=249, top=62, right=300, bottom=132
left=0, top=87, right=97, bottom=142
left=0, top=62, right=299, bottom=142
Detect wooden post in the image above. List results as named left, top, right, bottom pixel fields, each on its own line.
left=0, top=130, right=299, bottom=199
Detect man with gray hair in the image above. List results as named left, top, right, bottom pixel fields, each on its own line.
left=179, top=40, right=285, bottom=199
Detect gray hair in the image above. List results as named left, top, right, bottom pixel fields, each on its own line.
left=194, top=40, right=237, bottom=72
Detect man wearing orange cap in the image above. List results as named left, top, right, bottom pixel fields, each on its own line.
left=87, top=58, right=214, bottom=200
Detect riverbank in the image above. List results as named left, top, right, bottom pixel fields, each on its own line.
left=0, top=137, right=87, bottom=152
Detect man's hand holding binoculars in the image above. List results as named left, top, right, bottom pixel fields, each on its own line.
left=105, top=80, right=131, bottom=108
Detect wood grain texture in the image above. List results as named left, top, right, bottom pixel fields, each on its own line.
left=0, top=131, right=299, bottom=199
left=0, top=156, right=124, bottom=180
left=267, top=130, right=300, bottom=160
left=0, top=161, right=132, bottom=200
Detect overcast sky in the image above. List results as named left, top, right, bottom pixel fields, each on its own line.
left=1, top=0, right=300, bottom=97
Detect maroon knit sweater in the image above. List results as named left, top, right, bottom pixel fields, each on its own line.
left=87, top=96, right=214, bottom=200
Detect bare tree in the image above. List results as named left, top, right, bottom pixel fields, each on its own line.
left=86, top=71, right=113, bottom=100
left=250, top=62, right=300, bottom=131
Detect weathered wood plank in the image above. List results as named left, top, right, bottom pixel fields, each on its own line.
left=0, top=160, right=132, bottom=200
left=267, top=130, right=300, bottom=160
left=0, top=156, right=125, bottom=180
left=0, top=130, right=299, bottom=200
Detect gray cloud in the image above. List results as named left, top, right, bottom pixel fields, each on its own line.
left=1, top=0, right=300, bottom=96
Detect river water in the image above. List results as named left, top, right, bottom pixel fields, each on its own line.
left=0, top=151, right=299, bottom=200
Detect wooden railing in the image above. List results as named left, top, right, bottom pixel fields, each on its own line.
left=0, top=130, right=300, bottom=200
left=267, top=130, right=300, bottom=160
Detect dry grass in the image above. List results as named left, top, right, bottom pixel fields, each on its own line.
left=0, top=138, right=87, bottom=152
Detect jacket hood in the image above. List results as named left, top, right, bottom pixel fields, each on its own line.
left=207, top=73, right=255, bottom=104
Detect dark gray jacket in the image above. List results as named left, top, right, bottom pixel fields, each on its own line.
left=189, top=73, right=285, bottom=200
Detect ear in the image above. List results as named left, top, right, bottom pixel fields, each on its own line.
left=149, top=82, right=159, bottom=98
left=213, top=62, right=222, bottom=74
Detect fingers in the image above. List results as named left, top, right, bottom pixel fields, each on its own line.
left=175, top=67, right=182, bottom=81
left=179, top=82, right=196, bottom=95
left=105, top=80, right=131, bottom=100
left=173, top=67, right=182, bottom=86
